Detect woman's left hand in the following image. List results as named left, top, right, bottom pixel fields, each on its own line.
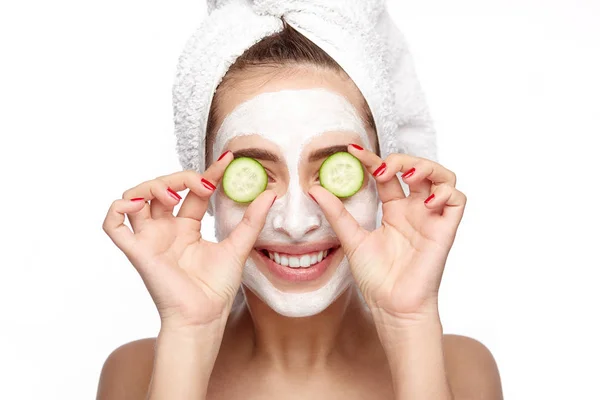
left=309, top=145, right=467, bottom=325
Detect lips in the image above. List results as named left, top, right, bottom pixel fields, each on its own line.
left=254, top=243, right=340, bottom=282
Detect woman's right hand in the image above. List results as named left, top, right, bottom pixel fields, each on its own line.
left=102, top=151, right=276, bottom=331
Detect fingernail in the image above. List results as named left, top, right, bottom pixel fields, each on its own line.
left=131, top=197, right=145, bottom=202
left=167, top=187, right=181, bottom=200
left=425, top=194, right=435, bottom=204
left=373, top=163, right=387, bottom=177
left=201, top=178, right=216, bottom=191
left=350, top=143, right=364, bottom=151
left=401, top=168, right=416, bottom=179
left=309, top=193, right=318, bottom=203
left=217, top=150, right=231, bottom=161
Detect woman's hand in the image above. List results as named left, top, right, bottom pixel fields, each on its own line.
left=309, top=145, right=466, bottom=325
left=102, top=152, right=276, bottom=331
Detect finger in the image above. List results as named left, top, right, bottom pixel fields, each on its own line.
left=222, top=190, right=277, bottom=262
left=121, top=184, right=151, bottom=232
left=122, top=176, right=185, bottom=229
left=436, top=186, right=467, bottom=223
left=102, top=198, right=147, bottom=253
left=122, top=181, right=181, bottom=232
left=347, top=144, right=406, bottom=204
left=176, top=150, right=233, bottom=221
left=386, top=154, right=457, bottom=197
left=124, top=198, right=150, bottom=234
left=308, top=185, right=367, bottom=257
left=422, top=182, right=467, bottom=224
left=121, top=151, right=233, bottom=226
left=149, top=180, right=185, bottom=219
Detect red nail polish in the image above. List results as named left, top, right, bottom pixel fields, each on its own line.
left=201, top=178, right=216, bottom=191
left=373, top=163, right=387, bottom=177
left=350, top=144, right=364, bottom=150
left=425, top=194, right=435, bottom=204
left=401, top=167, right=416, bottom=179
left=309, top=193, right=318, bottom=203
left=131, top=197, right=145, bottom=202
left=217, top=150, right=231, bottom=161
left=167, top=188, right=181, bottom=200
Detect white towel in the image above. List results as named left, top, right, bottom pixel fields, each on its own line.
left=173, top=0, right=437, bottom=175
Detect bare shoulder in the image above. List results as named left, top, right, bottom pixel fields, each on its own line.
left=443, top=334, right=503, bottom=400
left=96, top=337, right=157, bottom=400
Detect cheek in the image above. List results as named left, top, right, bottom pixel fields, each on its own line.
left=344, top=180, right=379, bottom=231
left=213, top=191, right=247, bottom=241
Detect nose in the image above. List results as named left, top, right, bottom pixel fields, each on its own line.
left=271, top=185, right=321, bottom=240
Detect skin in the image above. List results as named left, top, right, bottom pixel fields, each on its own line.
left=99, top=65, right=503, bottom=399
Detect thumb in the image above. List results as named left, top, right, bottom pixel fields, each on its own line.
left=222, top=190, right=277, bottom=262
left=308, top=185, right=366, bottom=258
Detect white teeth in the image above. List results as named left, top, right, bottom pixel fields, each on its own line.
left=266, top=249, right=333, bottom=268
left=300, top=255, right=311, bottom=267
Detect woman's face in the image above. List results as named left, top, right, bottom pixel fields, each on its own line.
left=209, top=67, right=379, bottom=317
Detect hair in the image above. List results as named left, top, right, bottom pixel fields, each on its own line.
left=205, top=20, right=378, bottom=162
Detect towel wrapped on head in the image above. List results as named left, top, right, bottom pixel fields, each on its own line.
left=173, top=0, right=437, bottom=174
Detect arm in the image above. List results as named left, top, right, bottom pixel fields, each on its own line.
left=309, top=146, right=503, bottom=400
left=146, top=322, right=226, bottom=400
left=374, top=311, right=453, bottom=400
left=374, top=308, right=503, bottom=400
left=101, top=153, right=276, bottom=399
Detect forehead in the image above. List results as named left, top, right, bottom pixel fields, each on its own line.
left=207, top=66, right=379, bottom=162
left=214, top=89, right=368, bottom=152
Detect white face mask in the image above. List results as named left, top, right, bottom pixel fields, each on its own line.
left=212, top=88, right=378, bottom=317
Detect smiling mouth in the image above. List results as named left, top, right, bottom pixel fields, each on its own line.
left=255, top=244, right=340, bottom=282
left=260, top=248, right=333, bottom=268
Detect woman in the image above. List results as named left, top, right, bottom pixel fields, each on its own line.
left=98, top=4, right=502, bottom=399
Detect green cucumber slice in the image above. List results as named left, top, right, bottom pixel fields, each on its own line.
left=222, top=157, right=268, bottom=203
left=319, top=152, right=364, bottom=198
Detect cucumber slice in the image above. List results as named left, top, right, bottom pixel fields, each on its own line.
left=319, top=152, right=364, bottom=198
left=222, top=157, right=268, bottom=203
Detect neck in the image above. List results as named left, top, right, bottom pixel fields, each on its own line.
left=238, top=284, right=374, bottom=370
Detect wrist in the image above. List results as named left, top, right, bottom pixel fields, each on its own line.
left=375, top=316, right=443, bottom=352
left=370, top=297, right=441, bottom=332
left=159, top=317, right=227, bottom=344
left=160, top=308, right=230, bottom=336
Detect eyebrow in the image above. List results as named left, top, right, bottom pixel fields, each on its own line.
left=231, top=145, right=350, bottom=163
left=232, top=148, right=280, bottom=162
left=308, top=145, right=349, bottom=162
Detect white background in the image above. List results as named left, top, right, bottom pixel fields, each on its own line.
left=1, top=0, right=599, bottom=398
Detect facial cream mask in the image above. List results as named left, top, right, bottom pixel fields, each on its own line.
left=212, top=88, right=378, bottom=317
